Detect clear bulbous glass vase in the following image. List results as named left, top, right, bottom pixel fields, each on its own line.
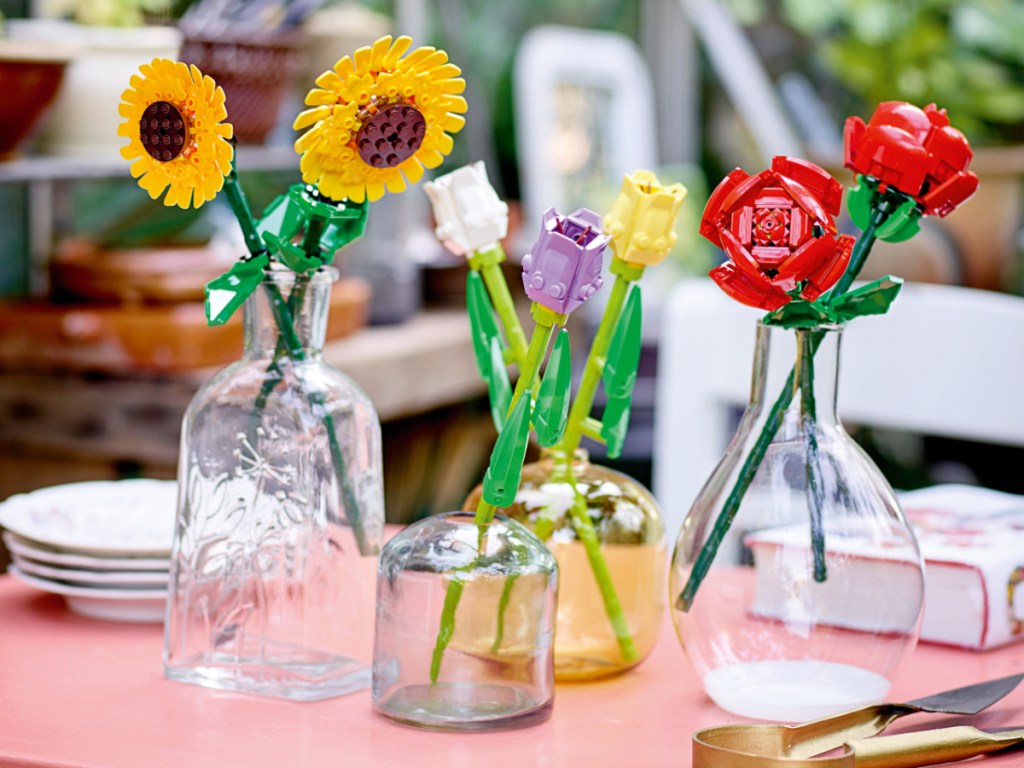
left=464, top=448, right=665, bottom=680
left=372, top=511, right=558, bottom=731
left=670, top=323, right=924, bottom=722
left=164, top=267, right=385, bottom=701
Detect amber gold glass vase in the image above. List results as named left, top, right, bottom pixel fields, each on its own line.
left=465, top=448, right=665, bottom=680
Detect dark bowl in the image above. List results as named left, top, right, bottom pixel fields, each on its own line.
left=0, top=41, right=76, bottom=159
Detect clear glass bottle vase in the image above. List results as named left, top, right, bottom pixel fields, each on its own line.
left=670, top=322, right=924, bottom=722
left=164, top=266, right=385, bottom=701
left=464, top=448, right=665, bottom=680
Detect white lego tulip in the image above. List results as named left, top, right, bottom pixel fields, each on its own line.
left=424, top=161, right=509, bottom=256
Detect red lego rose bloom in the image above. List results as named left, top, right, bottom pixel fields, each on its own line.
left=700, top=156, right=855, bottom=311
left=844, top=101, right=978, bottom=218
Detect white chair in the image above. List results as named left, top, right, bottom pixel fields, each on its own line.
left=653, top=278, right=1024, bottom=537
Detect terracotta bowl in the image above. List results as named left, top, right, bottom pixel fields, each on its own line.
left=51, top=238, right=241, bottom=304
left=0, top=41, right=76, bottom=159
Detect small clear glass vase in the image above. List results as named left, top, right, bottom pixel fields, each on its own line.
left=164, top=266, right=385, bottom=701
left=670, top=322, right=924, bottom=722
left=372, top=511, right=558, bottom=730
left=464, top=448, right=665, bottom=680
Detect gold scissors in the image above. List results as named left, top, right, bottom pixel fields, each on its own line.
left=693, top=673, right=1024, bottom=767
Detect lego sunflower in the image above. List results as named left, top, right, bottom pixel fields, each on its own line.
left=294, top=35, right=467, bottom=203
left=117, top=58, right=234, bottom=209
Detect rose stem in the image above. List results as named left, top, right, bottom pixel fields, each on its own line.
left=676, top=209, right=885, bottom=612
left=468, top=244, right=529, bottom=366
left=798, top=328, right=827, bottom=581
left=223, top=173, right=372, bottom=555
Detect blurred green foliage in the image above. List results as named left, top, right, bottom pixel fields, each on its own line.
left=729, top=0, right=1024, bottom=144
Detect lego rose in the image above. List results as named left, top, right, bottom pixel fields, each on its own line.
left=844, top=101, right=978, bottom=218
left=700, top=156, right=855, bottom=311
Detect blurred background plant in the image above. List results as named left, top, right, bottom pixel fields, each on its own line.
left=724, top=0, right=1024, bottom=145
left=36, top=0, right=171, bottom=26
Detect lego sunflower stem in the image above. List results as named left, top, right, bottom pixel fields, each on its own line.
left=556, top=270, right=640, bottom=662
left=224, top=172, right=372, bottom=555
left=677, top=214, right=884, bottom=611
left=469, top=245, right=529, bottom=366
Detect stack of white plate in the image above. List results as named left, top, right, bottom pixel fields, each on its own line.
left=0, top=479, right=177, bottom=623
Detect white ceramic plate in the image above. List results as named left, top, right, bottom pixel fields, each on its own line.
left=8, top=566, right=166, bottom=623
left=0, top=479, right=177, bottom=556
left=2, top=532, right=170, bottom=571
left=11, top=554, right=169, bottom=588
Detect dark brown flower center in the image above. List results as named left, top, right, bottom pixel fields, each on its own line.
left=140, top=101, right=188, bottom=162
left=356, top=104, right=426, bottom=169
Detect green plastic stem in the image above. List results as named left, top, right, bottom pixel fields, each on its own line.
left=798, top=329, right=827, bottom=582
left=555, top=266, right=643, bottom=663
left=223, top=171, right=371, bottom=554
left=677, top=214, right=883, bottom=612
left=469, top=245, right=529, bottom=367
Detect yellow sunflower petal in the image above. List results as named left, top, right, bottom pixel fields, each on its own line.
left=399, top=46, right=439, bottom=71
left=438, top=78, right=466, bottom=95
left=399, top=156, right=425, bottom=183
left=429, top=63, right=462, bottom=82
left=332, top=54, right=355, bottom=80
left=305, top=88, right=338, bottom=107
left=369, top=35, right=393, bottom=70
left=435, top=131, right=454, bottom=155
left=408, top=50, right=449, bottom=74
left=444, top=95, right=468, bottom=114
left=315, top=69, right=344, bottom=91
left=352, top=45, right=372, bottom=75
left=383, top=35, right=414, bottom=68
left=417, top=149, right=445, bottom=169
left=293, top=106, right=332, bottom=131
left=442, top=113, right=466, bottom=133
left=384, top=172, right=407, bottom=194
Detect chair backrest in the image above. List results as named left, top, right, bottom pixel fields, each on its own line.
left=653, top=278, right=1024, bottom=537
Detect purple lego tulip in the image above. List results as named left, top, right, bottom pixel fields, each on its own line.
left=521, top=207, right=609, bottom=315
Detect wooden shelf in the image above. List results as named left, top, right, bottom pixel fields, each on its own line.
left=0, top=310, right=483, bottom=471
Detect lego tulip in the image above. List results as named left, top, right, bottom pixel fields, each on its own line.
left=424, top=161, right=509, bottom=257
left=522, top=207, right=609, bottom=316
left=603, top=170, right=687, bottom=266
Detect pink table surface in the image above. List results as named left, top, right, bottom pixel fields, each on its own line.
left=2, top=575, right=1024, bottom=768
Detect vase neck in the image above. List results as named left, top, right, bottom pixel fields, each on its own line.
left=242, top=268, right=335, bottom=359
left=749, top=322, right=841, bottom=427
left=539, top=447, right=590, bottom=471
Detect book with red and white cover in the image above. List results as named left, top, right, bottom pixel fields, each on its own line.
left=744, top=485, right=1024, bottom=651
left=901, top=484, right=1024, bottom=651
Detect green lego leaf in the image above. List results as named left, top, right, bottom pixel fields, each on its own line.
left=601, top=393, right=632, bottom=460
left=466, top=271, right=505, bottom=379
left=482, top=392, right=532, bottom=508
left=875, top=198, right=921, bottom=243
left=604, top=286, right=643, bottom=398
left=846, top=175, right=874, bottom=232
left=486, top=337, right=512, bottom=432
left=263, top=233, right=323, bottom=274
left=255, top=192, right=297, bottom=243
left=534, top=330, right=572, bottom=447
left=764, top=298, right=839, bottom=328
left=320, top=198, right=369, bottom=258
left=204, top=252, right=269, bottom=326
left=831, top=275, right=904, bottom=321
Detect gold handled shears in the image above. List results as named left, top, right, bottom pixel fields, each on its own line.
left=693, top=673, right=1024, bottom=767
